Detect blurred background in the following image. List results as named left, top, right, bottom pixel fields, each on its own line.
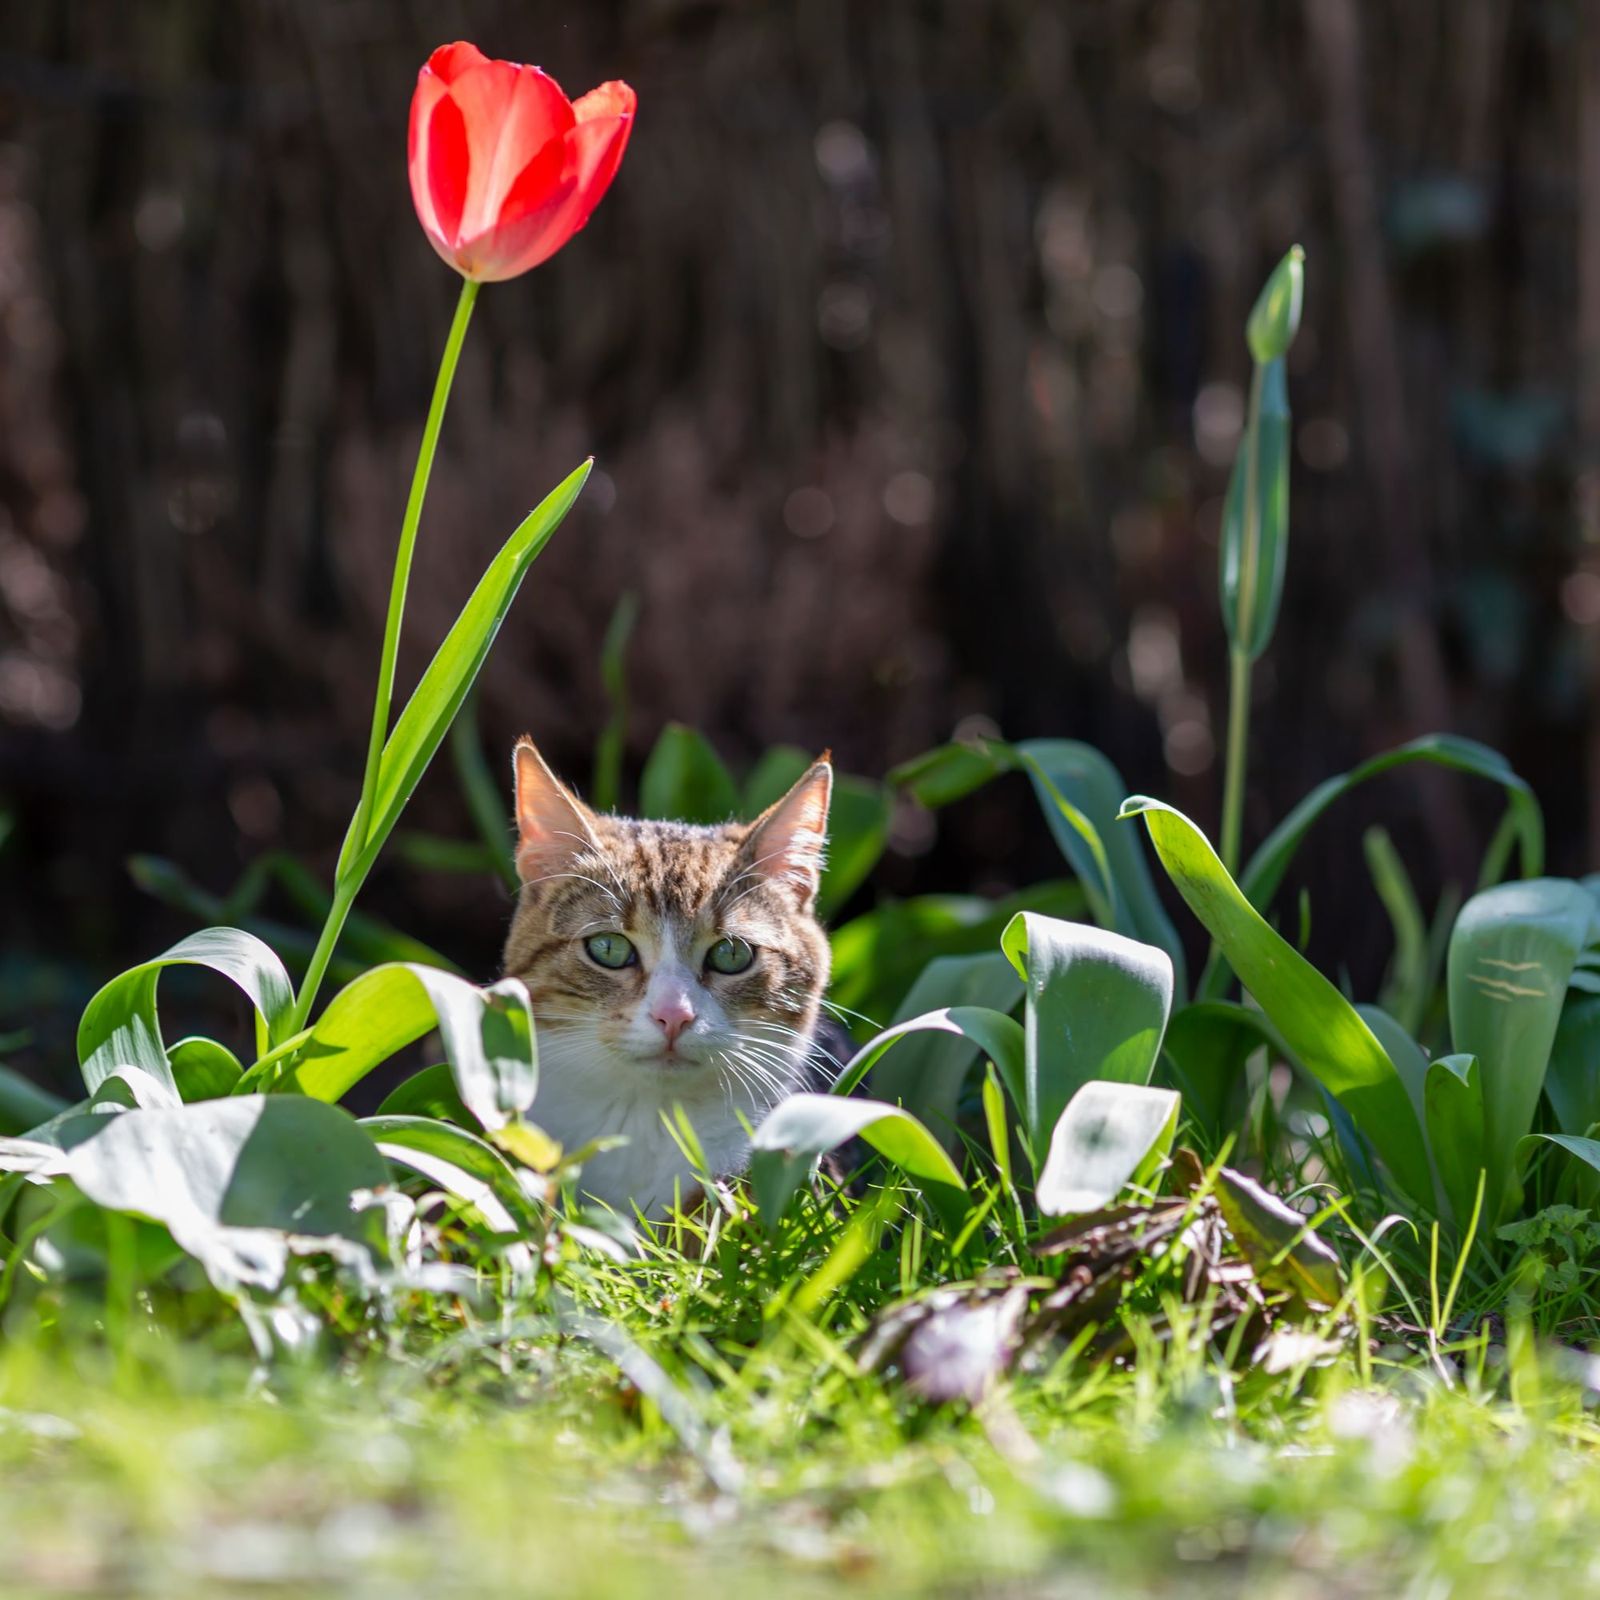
left=1, top=0, right=1596, bottom=1087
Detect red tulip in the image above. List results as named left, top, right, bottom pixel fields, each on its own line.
left=408, top=41, right=635, bottom=283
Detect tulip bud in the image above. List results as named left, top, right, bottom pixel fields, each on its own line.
left=1246, top=246, right=1305, bottom=365
left=1219, top=358, right=1290, bottom=660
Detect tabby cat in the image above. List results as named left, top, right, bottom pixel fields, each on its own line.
left=502, top=738, right=834, bottom=1216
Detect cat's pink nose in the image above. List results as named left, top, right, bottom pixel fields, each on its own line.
left=651, top=992, right=695, bottom=1048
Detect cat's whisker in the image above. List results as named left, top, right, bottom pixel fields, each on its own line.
left=724, top=1044, right=800, bottom=1100
left=742, top=1020, right=845, bottom=1072
left=712, top=844, right=792, bottom=904
left=520, top=868, right=624, bottom=908
left=819, top=996, right=882, bottom=1030
left=548, top=830, right=630, bottom=899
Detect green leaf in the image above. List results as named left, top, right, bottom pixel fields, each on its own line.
left=1448, top=879, right=1593, bottom=1221
left=1357, top=1005, right=1431, bottom=1141
left=1034, top=1080, right=1180, bottom=1217
left=1514, top=1132, right=1600, bottom=1211
left=1001, top=912, right=1173, bottom=1158
left=65, top=1096, right=390, bottom=1293
left=888, top=742, right=1003, bottom=807
left=375, top=1062, right=475, bottom=1126
left=361, top=1113, right=538, bottom=1240
left=0, top=1066, right=68, bottom=1137
left=1203, top=736, right=1543, bottom=1000
left=1245, top=245, right=1306, bottom=364
left=349, top=460, right=592, bottom=876
left=90, top=1065, right=180, bottom=1112
left=862, top=953, right=1023, bottom=1136
left=827, top=881, right=1087, bottom=1028
left=841, top=1006, right=1026, bottom=1139
left=748, top=1093, right=967, bottom=1229
left=890, top=738, right=1185, bottom=994
left=1122, top=797, right=1434, bottom=1209
left=819, top=775, right=891, bottom=919
left=1424, top=1053, right=1484, bottom=1231
left=167, top=1037, right=243, bottom=1102
left=1015, top=740, right=1186, bottom=988
left=1546, top=996, right=1600, bottom=1138
left=1214, top=1166, right=1343, bottom=1308
left=639, top=723, right=740, bottom=825
left=1159, top=1001, right=1292, bottom=1138
left=448, top=692, right=519, bottom=892
left=78, top=929, right=295, bottom=1098
left=1219, top=357, right=1291, bottom=659
left=1364, top=826, right=1429, bottom=1036
left=0, top=1134, right=71, bottom=1178
left=251, top=965, right=536, bottom=1131
left=591, top=590, right=641, bottom=814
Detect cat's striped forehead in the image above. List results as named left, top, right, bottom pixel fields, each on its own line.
left=528, top=815, right=781, bottom=935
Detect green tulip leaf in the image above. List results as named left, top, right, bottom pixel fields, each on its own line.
left=362, top=1113, right=539, bottom=1247
left=1035, top=1080, right=1180, bottom=1217
left=167, top=1037, right=244, bottom=1102
left=640, top=723, right=740, bottom=825
left=749, top=1093, right=967, bottom=1230
left=1545, top=995, right=1600, bottom=1139
left=1197, top=735, right=1543, bottom=1001
left=1424, top=1053, right=1484, bottom=1231
left=1448, top=879, right=1593, bottom=1221
left=1001, top=912, right=1173, bottom=1158
left=1215, top=1166, right=1343, bottom=1309
left=65, top=1096, right=390, bottom=1294
left=249, top=965, right=536, bottom=1132
left=858, top=952, right=1023, bottom=1134
left=78, top=928, right=296, bottom=1098
left=346, top=460, right=591, bottom=877
left=1122, top=797, right=1433, bottom=1209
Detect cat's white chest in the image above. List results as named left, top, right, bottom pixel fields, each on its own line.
left=531, top=1035, right=786, bottom=1217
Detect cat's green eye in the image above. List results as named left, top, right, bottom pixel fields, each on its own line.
left=705, top=936, right=755, bottom=976
left=583, top=932, right=637, bottom=970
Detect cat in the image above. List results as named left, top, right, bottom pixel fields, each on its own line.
left=501, top=737, right=835, bottom=1217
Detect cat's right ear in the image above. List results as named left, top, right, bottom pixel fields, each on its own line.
left=512, top=737, right=599, bottom=884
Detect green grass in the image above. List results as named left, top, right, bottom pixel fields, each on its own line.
left=6, top=1170, right=1600, bottom=1599
left=5, top=1307, right=1600, bottom=1597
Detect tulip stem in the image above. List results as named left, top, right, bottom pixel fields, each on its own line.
left=1220, top=647, right=1252, bottom=878
left=1220, top=362, right=1264, bottom=879
left=289, top=277, right=479, bottom=1033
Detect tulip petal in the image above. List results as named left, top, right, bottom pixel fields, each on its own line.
left=409, top=70, right=466, bottom=250
left=571, top=80, right=637, bottom=124
left=425, top=41, right=491, bottom=85
left=421, top=92, right=470, bottom=246
left=457, top=109, right=631, bottom=280
left=445, top=60, right=575, bottom=241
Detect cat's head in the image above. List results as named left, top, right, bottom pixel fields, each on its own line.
left=502, top=738, right=833, bottom=1097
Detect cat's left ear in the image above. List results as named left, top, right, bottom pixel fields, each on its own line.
left=739, top=757, right=832, bottom=907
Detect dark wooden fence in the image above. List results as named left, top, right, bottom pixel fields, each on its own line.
left=0, top=1, right=1592, bottom=1060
